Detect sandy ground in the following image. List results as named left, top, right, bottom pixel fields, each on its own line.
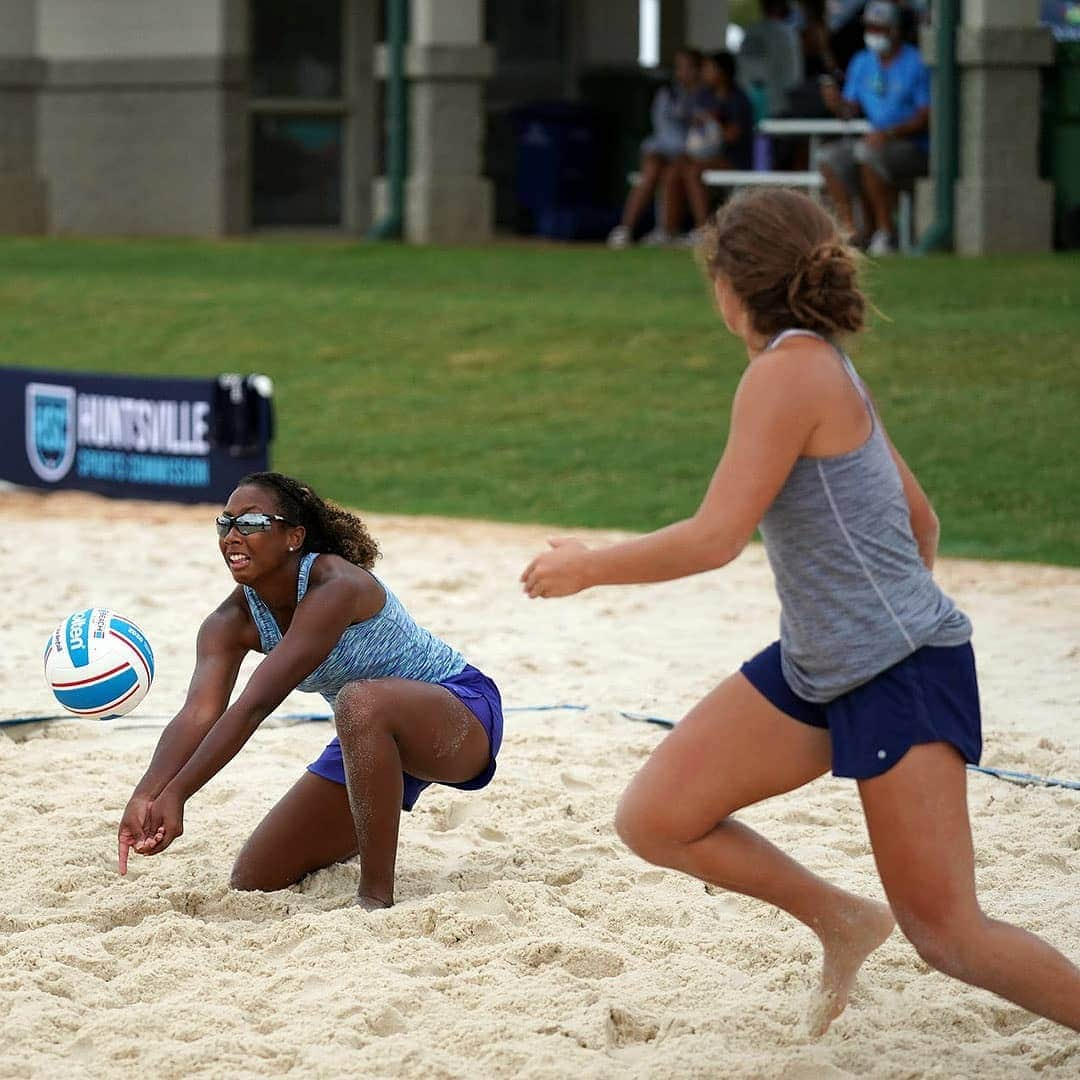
left=0, top=489, right=1077, bottom=1079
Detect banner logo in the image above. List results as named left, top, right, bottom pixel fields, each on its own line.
left=26, top=382, right=77, bottom=482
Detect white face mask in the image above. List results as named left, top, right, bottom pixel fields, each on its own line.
left=864, top=32, right=892, bottom=54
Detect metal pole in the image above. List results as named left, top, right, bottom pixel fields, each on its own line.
left=367, top=0, right=407, bottom=240
left=916, top=0, right=959, bottom=253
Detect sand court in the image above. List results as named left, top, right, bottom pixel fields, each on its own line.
left=1, top=490, right=1077, bottom=1078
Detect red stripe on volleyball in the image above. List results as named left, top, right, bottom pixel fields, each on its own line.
left=63, top=682, right=141, bottom=716
left=51, top=661, right=129, bottom=689
left=110, top=629, right=151, bottom=684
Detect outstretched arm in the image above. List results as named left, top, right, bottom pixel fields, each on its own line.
left=140, top=575, right=370, bottom=854
left=118, top=606, right=247, bottom=873
left=521, top=352, right=819, bottom=597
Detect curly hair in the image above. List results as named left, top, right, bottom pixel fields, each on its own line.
left=698, top=187, right=866, bottom=339
left=238, top=472, right=379, bottom=570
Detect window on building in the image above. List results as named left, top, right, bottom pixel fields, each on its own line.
left=250, top=0, right=346, bottom=227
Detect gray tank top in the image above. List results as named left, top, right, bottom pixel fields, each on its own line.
left=758, top=330, right=971, bottom=703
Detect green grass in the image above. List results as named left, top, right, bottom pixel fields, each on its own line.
left=2, top=239, right=1078, bottom=565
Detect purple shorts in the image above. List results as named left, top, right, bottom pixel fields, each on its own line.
left=740, top=640, right=982, bottom=779
left=307, top=664, right=503, bottom=811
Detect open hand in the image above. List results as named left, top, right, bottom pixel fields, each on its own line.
left=521, top=538, right=591, bottom=599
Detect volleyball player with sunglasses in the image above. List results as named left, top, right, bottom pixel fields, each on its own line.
left=117, top=472, right=503, bottom=909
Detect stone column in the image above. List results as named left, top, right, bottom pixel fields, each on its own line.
left=954, top=0, right=1054, bottom=253
left=342, top=0, right=377, bottom=234
left=377, top=0, right=494, bottom=244
left=36, top=0, right=245, bottom=236
left=0, top=0, right=48, bottom=233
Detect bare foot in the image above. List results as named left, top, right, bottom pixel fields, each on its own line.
left=806, top=898, right=895, bottom=1036
left=351, top=894, right=393, bottom=911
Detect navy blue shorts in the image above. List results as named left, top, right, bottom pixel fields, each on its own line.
left=307, top=664, right=504, bottom=811
left=740, top=641, right=982, bottom=779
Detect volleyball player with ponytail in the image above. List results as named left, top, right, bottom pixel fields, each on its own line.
left=523, top=189, right=1080, bottom=1032
left=118, top=472, right=503, bottom=909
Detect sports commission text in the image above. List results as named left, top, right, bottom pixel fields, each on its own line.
left=75, top=394, right=211, bottom=488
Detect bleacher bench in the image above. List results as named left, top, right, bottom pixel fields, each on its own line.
left=629, top=169, right=823, bottom=191
left=626, top=168, right=912, bottom=252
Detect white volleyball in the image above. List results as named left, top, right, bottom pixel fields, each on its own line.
left=44, top=608, right=155, bottom=720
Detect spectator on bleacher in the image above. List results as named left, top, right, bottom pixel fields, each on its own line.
left=736, top=0, right=804, bottom=119
left=829, top=1, right=922, bottom=76
left=607, top=48, right=704, bottom=250
left=663, top=52, right=755, bottom=246
left=817, top=0, right=929, bottom=255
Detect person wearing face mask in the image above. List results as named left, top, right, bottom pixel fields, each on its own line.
left=817, top=0, right=929, bottom=255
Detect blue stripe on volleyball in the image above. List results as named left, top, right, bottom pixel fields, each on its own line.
left=109, top=616, right=155, bottom=679
left=64, top=609, right=92, bottom=668
left=53, top=665, right=138, bottom=711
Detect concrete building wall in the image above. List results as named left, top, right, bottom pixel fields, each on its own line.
left=37, top=0, right=228, bottom=58
left=0, top=0, right=48, bottom=232
left=36, top=0, right=245, bottom=236
left=1, top=0, right=37, bottom=55
left=40, top=84, right=236, bottom=235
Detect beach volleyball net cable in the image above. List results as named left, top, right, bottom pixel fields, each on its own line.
left=1, top=704, right=1076, bottom=793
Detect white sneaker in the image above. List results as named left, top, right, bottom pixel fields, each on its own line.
left=678, top=226, right=708, bottom=249
left=640, top=226, right=673, bottom=247
left=867, top=229, right=896, bottom=257
left=606, top=225, right=631, bottom=250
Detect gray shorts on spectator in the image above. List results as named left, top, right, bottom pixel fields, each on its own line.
left=817, top=137, right=927, bottom=190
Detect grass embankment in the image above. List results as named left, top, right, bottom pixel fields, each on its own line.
left=2, top=240, right=1077, bottom=564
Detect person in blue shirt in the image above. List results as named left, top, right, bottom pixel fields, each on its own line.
left=817, top=0, right=929, bottom=255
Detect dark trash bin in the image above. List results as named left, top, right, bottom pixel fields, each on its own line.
left=1041, top=3, right=1080, bottom=246
left=1049, top=42, right=1080, bottom=247
left=511, top=101, right=618, bottom=240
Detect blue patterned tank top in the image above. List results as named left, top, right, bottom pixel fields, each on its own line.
left=243, top=553, right=466, bottom=707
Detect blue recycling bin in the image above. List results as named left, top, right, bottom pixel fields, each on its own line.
left=511, top=102, right=617, bottom=240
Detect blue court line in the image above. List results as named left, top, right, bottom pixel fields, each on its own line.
left=966, top=765, right=1080, bottom=791
left=0, top=703, right=589, bottom=729
left=242, top=704, right=589, bottom=724
left=620, top=711, right=1080, bottom=792
left=6, top=706, right=1074, bottom=792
